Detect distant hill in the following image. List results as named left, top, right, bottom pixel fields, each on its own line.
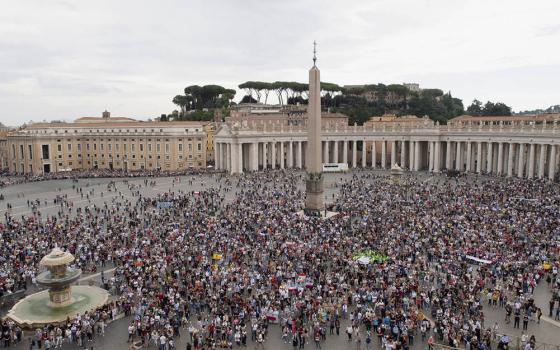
left=516, top=105, right=560, bottom=115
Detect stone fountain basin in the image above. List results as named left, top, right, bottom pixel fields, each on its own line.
left=35, top=268, right=82, bottom=287
left=6, top=285, right=109, bottom=328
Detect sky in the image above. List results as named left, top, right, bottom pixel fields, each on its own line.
left=0, top=0, right=559, bottom=125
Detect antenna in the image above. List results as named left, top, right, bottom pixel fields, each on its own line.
left=313, top=40, right=317, bottom=67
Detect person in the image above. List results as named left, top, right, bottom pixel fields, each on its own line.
left=314, top=330, right=321, bottom=349
left=256, top=331, right=265, bottom=349
left=365, top=331, right=372, bottom=350
left=347, top=325, right=353, bottom=341
left=514, top=311, right=521, bottom=329
left=427, top=335, right=434, bottom=350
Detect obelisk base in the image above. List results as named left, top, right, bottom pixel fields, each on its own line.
left=304, top=172, right=324, bottom=216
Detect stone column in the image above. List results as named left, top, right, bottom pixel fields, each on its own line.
left=528, top=143, right=535, bottom=178
left=390, top=141, right=396, bottom=167
left=446, top=141, right=452, bottom=170
left=517, top=143, right=525, bottom=177
left=280, top=142, right=285, bottom=169
left=342, top=141, right=348, bottom=165
left=455, top=142, right=462, bottom=171
left=507, top=143, right=514, bottom=177
left=229, top=142, right=239, bottom=174
left=497, top=142, right=504, bottom=176
left=409, top=141, right=415, bottom=170
left=486, top=142, right=493, bottom=174
left=226, top=143, right=231, bottom=171
left=296, top=141, right=302, bottom=169
left=434, top=141, right=441, bottom=172
left=428, top=142, right=434, bottom=172
left=271, top=142, right=276, bottom=169
left=323, top=141, right=329, bottom=164
left=215, top=143, right=220, bottom=169
left=288, top=141, right=294, bottom=168
left=538, top=144, right=546, bottom=178
left=351, top=140, right=357, bottom=168
left=381, top=141, right=387, bottom=169
left=333, top=141, right=339, bottom=163
left=371, top=141, right=377, bottom=168
left=414, top=141, right=421, bottom=171
left=263, top=142, right=268, bottom=169
left=549, top=145, right=557, bottom=180
left=214, top=142, right=219, bottom=170
left=361, top=140, right=367, bottom=168
left=465, top=142, right=472, bottom=172
left=237, top=143, right=243, bottom=174
left=400, top=141, right=406, bottom=168
left=476, top=142, right=482, bottom=173
left=248, top=143, right=254, bottom=171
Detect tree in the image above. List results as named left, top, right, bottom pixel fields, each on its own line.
left=240, top=95, right=257, bottom=103
left=466, top=99, right=483, bottom=116
left=483, top=101, right=512, bottom=116
left=172, top=95, right=188, bottom=115
left=466, top=99, right=512, bottom=116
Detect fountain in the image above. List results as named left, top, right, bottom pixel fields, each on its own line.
left=36, top=247, right=82, bottom=308
left=6, top=247, right=109, bottom=328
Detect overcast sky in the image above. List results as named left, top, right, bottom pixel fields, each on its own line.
left=1, top=0, right=559, bottom=125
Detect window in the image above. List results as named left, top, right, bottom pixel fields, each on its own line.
left=93, top=144, right=97, bottom=151
left=20, top=145, right=24, bottom=158
left=188, top=144, right=192, bottom=152
left=140, top=144, right=144, bottom=152
left=86, top=144, right=90, bottom=151
left=100, top=144, right=104, bottom=151
left=116, top=144, right=120, bottom=151
left=108, top=144, right=112, bottom=151
left=28, top=145, right=32, bottom=159
left=57, top=144, right=62, bottom=152
left=156, top=144, right=161, bottom=152
left=131, top=144, right=135, bottom=152
left=41, top=145, right=49, bottom=159
left=77, top=144, right=81, bottom=151
left=197, top=143, right=202, bottom=151
left=178, top=144, right=183, bottom=152
left=165, top=144, right=169, bottom=153
left=148, top=144, right=152, bottom=152
left=123, top=144, right=127, bottom=152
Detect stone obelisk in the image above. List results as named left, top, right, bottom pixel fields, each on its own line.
left=304, top=42, right=324, bottom=215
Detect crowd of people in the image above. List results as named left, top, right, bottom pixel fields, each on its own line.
left=0, top=169, right=204, bottom=188
left=0, top=170, right=559, bottom=350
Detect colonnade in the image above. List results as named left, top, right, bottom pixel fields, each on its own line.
left=215, top=138, right=559, bottom=180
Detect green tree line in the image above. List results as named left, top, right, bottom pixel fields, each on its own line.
left=166, top=81, right=513, bottom=125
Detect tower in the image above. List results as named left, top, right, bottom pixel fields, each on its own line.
left=304, top=41, right=324, bottom=215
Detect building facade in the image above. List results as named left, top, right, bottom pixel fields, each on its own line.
left=5, top=112, right=208, bottom=175
left=214, top=111, right=560, bottom=180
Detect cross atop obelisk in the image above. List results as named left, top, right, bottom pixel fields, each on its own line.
left=304, top=41, right=324, bottom=215
left=313, top=40, right=317, bottom=67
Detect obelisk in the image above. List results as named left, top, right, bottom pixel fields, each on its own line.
left=304, top=41, right=324, bottom=215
